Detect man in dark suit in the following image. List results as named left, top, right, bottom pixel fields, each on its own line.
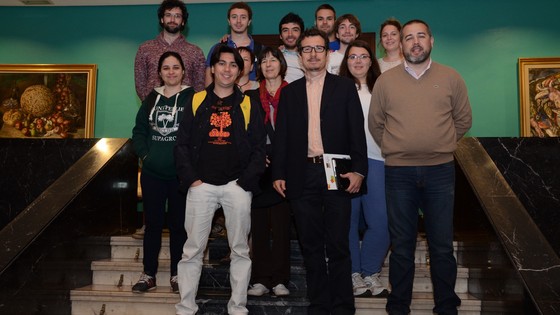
left=272, top=27, right=367, bottom=315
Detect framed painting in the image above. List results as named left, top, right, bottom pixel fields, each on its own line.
left=0, top=64, right=97, bottom=138
left=518, top=57, right=560, bottom=137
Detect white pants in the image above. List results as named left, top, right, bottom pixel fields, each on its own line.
left=176, top=180, right=252, bottom=315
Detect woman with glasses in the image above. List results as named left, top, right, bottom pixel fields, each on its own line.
left=339, top=40, right=390, bottom=298
left=246, top=46, right=292, bottom=297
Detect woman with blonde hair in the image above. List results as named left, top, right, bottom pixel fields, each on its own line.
left=377, top=18, right=404, bottom=73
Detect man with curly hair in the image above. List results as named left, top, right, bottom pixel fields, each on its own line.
left=135, top=0, right=205, bottom=101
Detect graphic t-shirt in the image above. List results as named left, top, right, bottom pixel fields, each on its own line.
left=197, top=92, right=242, bottom=185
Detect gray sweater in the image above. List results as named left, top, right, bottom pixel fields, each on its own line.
left=368, top=62, right=472, bottom=166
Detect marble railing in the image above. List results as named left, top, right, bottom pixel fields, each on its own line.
left=0, top=138, right=137, bottom=314
left=456, top=137, right=560, bottom=315
left=0, top=138, right=99, bottom=230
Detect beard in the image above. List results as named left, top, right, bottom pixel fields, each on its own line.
left=404, top=45, right=431, bottom=64
left=303, top=58, right=326, bottom=72
left=164, top=23, right=182, bottom=34
left=283, top=38, right=297, bottom=50
left=339, top=36, right=355, bottom=46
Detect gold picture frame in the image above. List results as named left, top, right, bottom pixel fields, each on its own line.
left=518, top=57, right=560, bottom=137
left=0, top=64, right=97, bottom=138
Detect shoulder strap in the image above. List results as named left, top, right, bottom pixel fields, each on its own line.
left=192, top=90, right=207, bottom=115
left=240, top=95, right=251, bottom=130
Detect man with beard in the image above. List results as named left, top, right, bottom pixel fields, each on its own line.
left=135, top=0, right=205, bottom=100
left=368, top=20, right=472, bottom=315
left=327, top=14, right=361, bottom=75
left=204, top=2, right=263, bottom=86
left=272, top=27, right=367, bottom=314
left=314, top=4, right=339, bottom=51
left=278, top=12, right=304, bottom=83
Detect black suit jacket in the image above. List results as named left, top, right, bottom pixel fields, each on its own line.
left=271, top=72, right=368, bottom=199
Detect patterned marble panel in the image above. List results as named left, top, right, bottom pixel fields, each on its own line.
left=0, top=138, right=98, bottom=229
left=478, top=137, right=560, bottom=255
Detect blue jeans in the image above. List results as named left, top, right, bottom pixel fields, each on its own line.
left=350, top=158, right=390, bottom=276
left=385, top=162, right=461, bottom=315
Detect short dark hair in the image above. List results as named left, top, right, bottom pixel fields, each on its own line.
left=158, top=0, right=188, bottom=29
left=338, top=40, right=381, bottom=92
left=210, top=44, right=245, bottom=74
left=256, top=47, right=287, bottom=81
left=237, top=46, right=256, bottom=68
left=334, top=14, right=361, bottom=37
left=158, top=51, right=185, bottom=72
left=278, top=12, right=304, bottom=35
left=401, top=19, right=432, bottom=41
left=314, top=3, right=335, bottom=19
left=297, top=27, right=329, bottom=53
left=227, top=2, right=252, bottom=21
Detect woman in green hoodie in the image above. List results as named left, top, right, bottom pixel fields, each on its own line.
left=132, top=51, right=194, bottom=294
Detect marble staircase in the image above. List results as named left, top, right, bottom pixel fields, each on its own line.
left=70, top=235, right=484, bottom=315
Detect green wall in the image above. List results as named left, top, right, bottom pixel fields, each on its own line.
left=1, top=0, right=559, bottom=137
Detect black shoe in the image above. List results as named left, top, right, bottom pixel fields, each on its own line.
left=170, top=275, right=179, bottom=293
left=132, top=273, right=156, bottom=293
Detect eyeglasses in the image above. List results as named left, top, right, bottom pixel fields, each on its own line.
left=348, top=54, right=371, bottom=60
left=301, top=45, right=326, bottom=53
left=164, top=13, right=183, bottom=19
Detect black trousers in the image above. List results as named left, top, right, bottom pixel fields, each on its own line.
left=290, top=163, right=355, bottom=315
left=250, top=200, right=292, bottom=288
left=140, top=172, right=187, bottom=278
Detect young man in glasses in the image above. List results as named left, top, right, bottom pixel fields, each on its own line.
left=272, top=27, right=367, bottom=315
left=135, top=0, right=205, bottom=100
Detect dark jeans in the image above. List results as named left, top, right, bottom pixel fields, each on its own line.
left=250, top=200, right=291, bottom=288
left=290, top=163, right=355, bottom=315
left=385, top=162, right=461, bottom=315
left=141, top=172, right=187, bottom=278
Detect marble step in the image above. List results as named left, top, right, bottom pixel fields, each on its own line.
left=110, top=236, right=303, bottom=262
left=91, top=258, right=307, bottom=293
left=354, top=292, right=482, bottom=315
left=110, top=235, right=465, bottom=265
left=90, top=258, right=469, bottom=294
left=70, top=285, right=481, bottom=315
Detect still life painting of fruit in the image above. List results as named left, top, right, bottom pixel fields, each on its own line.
left=0, top=64, right=97, bottom=138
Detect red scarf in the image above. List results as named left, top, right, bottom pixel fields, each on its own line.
left=259, top=80, right=288, bottom=124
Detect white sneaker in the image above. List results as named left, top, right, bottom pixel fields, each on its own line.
left=247, top=283, right=269, bottom=296
left=363, top=273, right=389, bottom=297
left=272, top=284, right=290, bottom=296
left=132, top=225, right=145, bottom=239
left=351, top=272, right=369, bottom=297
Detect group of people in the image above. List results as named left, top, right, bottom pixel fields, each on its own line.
left=131, top=1, right=473, bottom=315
